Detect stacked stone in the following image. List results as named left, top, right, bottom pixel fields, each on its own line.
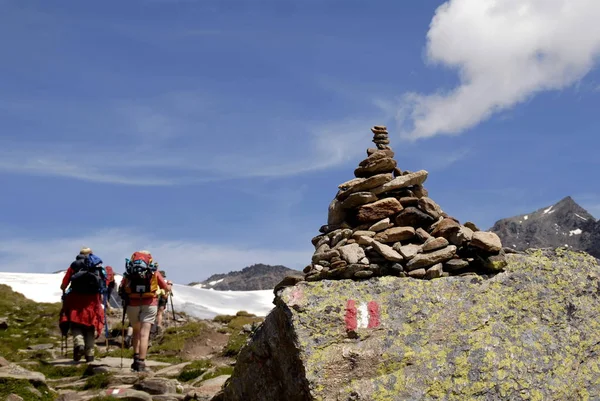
left=304, top=126, right=507, bottom=282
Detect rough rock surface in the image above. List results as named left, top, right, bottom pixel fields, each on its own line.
left=215, top=249, right=600, bottom=401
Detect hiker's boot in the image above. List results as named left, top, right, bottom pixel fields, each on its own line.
left=131, top=353, right=140, bottom=371
left=73, top=345, right=84, bottom=362
left=85, top=355, right=94, bottom=363
left=136, top=359, right=147, bottom=372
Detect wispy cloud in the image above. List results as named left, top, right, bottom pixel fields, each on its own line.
left=0, top=90, right=393, bottom=185
left=0, top=228, right=311, bottom=283
left=398, top=0, right=600, bottom=140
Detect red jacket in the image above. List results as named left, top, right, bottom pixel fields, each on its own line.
left=59, top=266, right=105, bottom=335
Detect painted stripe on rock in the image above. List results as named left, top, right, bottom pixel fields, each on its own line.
left=345, top=300, right=358, bottom=331
left=346, top=300, right=381, bottom=330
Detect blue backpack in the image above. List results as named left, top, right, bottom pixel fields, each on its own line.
left=69, top=253, right=107, bottom=295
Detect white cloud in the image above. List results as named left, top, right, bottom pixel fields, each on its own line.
left=0, top=228, right=311, bottom=284
left=399, top=0, right=600, bottom=139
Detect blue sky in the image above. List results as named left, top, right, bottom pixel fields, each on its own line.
left=1, top=0, right=600, bottom=283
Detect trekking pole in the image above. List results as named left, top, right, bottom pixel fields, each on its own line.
left=120, top=305, right=127, bottom=369
left=169, top=292, right=176, bottom=323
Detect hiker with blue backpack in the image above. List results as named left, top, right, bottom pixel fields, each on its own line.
left=119, top=250, right=171, bottom=372
left=59, top=247, right=107, bottom=362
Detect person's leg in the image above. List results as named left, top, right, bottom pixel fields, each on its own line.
left=135, top=305, right=157, bottom=371
left=138, top=322, right=152, bottom=359
left=126, top=306, right=142, bottom=370
left=83, top=325, right=95, bottom=362
left=70, top=323, right=85, bottom=361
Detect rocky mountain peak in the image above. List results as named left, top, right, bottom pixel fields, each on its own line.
left=490, top=196, right=598, bottom=255
left=193, top=264, right=302, bottom=291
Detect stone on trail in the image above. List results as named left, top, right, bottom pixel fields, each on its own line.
left=0, top=362, right=46, bottom=384
left=217, top=250, right=600, bottom=401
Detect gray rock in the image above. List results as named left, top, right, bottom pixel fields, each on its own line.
left=351, top=230, right=376, bottom=240
left=417, top=197, right=443, bottom=219
left=341, top=192, right=378, bottom=209
left=422, top=237, right=449, bottom=252
left=6, top=394, right=24, bottom=401
left=0, top=363, right=46, bottom=384
left=354, top=270, right=374, bottom=279
left=371, top=170, right=428, bottom=195
left=311, top=249, right=340, bottom=264
left=406, top=245, right=457, bottom=271
left=327, top=198, right=346, bottom=226
left=354, top=157, right=397, bottom=178
left=373, top=226, right=415, bottom=243
left=395, top=207, right=436, bottom=229
left=416, top=227, right=433, bottom=242
left=408, top=268, right=427, bottom=278
left=444, top=259, right=470, bottom=271
left=471, top=231, right=503, bottom=253
left=337, top=174, right=394, bottom=200
left=134, top=377, right=179, bottom=395
left=448, top=225, right=474, bottom=247
left=338, top=244, right=366, bottom=265
left=425, top=263, right=443, bottom=279
left=395, top=244, right=422, bottom=260
left=219, top=250, right=600, bottom=401
left=368, top=218, right=393, bottom=232
left=356, top=198, right=403, bottom=223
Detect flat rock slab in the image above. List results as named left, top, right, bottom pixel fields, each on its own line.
left=0, top=363, right=46, bottom=384
left=91, top=357, right=170, bottom=368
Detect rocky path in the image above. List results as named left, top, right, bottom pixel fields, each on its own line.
left=0, top=309, right=245, bottom=401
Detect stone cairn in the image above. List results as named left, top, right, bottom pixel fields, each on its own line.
left=304, top=126, right=507, bottom=282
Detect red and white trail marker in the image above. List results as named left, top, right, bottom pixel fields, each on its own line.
left=345, top=299, right=380, bottom=331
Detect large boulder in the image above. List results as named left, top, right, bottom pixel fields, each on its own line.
left=214, top=249, right=600, bottom=401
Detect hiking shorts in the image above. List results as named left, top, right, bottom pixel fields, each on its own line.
left=127, top=305, right=157, bottom=325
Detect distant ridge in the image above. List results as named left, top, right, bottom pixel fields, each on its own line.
left=191, top=263, right=302, bottom=291
left=490, top=196, right=600, bottom=258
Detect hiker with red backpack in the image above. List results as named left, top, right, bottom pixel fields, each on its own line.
left=119, top=250, right=171, bottom=372
left=59, top=247, right=106, bottom=362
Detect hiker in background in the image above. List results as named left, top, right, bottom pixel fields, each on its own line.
left=105, top=265, right=116, bottom=312
left=59, top=247, right=106, bottom=363
left=154, top=266, right=171, bottom=337
left=119, top=250, right=171, bottom=372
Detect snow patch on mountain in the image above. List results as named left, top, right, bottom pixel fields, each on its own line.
left=0, top=272, right=274, bottom=319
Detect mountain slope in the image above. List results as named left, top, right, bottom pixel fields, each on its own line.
left=193, top=263, right=302, bottom=291
left=490, top=196, right=599, bottom=257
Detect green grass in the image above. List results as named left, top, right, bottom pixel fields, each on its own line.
left=83, top=372, right=112, bottom=390
left=213, top=314, right=235, bottom=324
left=0, top=378, right=56, bottom=401
left=202, top=366, right=234, bottom=381
left=150, top=321, right=210, bottom=360
left=221, top=314, right=264, bottom=357
left=177, top=359, right=212, bottom=382
left=27, top=361, right=88, bottom=379
left=0, top=284, right=62, bottom=362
